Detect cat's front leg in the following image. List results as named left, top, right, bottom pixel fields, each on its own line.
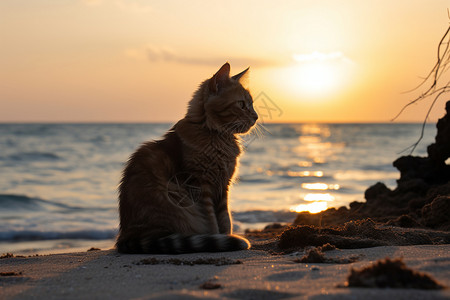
left=201, top=183, right=220, bottom=233
left=216, top=192, right=232, bottom=234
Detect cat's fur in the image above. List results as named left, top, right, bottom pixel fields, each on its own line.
left=116, top=63, right=258, bottom=254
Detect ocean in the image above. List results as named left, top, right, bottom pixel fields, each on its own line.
left=0, top=123, right=436, bottom=255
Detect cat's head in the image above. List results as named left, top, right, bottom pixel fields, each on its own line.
left=187, top=63, right=258, bottom=134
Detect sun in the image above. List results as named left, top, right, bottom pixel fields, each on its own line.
left=274, top=51, right=355, bottom=100
left=294, top=62, right=337, bottom=95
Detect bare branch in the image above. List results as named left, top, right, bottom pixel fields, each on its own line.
left=399, top=88, right=450, bottom=154
left=393, top=18, right=450, bottom=154
left=400, top=26, right=450, bottom=96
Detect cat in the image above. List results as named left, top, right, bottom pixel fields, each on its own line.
left=116, top=63, right=258, bottom=254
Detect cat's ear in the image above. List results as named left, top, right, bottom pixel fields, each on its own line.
left=209, top=62, right=230, bottom=94
left=231, top=67, right=249, bottom=82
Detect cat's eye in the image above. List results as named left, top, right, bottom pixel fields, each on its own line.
left=237, top=100, right=246, bottom=109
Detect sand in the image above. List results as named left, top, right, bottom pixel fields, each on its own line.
left=1, top=244, right=449, bottom=299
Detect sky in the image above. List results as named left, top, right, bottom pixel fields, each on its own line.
left=1, top=0, right=450, bottom=123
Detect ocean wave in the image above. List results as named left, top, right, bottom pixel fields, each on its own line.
left=237, top=175, right=271, bottom=184
left=233, top=210, right=297, bottom=223
left=0, top=194, right=94, bottom=212
left=333, top=170, right=399, bottom=181
left=7, top=151, right=61, bottom=161
left=0, top=194, right=48, bottom=211
left=263, top=124, right=301, bottom=138
left=0, top=229, right=117, bottom=241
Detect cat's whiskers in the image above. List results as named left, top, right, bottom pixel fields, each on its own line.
left=251, top=122, right=269, bottom=139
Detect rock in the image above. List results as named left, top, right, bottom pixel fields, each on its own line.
left=428, top=101, right=450, bottom=163
left=364, top=182, right=391, bottom=202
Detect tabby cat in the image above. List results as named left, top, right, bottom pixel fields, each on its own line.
left=116, top=63, right=258, bottom=254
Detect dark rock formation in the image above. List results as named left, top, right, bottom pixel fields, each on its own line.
left=394, top=101, right=450, bottom=184
left=428, top=101, right=450, bottom=163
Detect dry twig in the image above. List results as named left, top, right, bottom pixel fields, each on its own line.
left=393, top=14, right=450, bottom=154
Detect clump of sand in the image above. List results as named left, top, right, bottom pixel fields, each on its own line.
left=346, top=258, right=445, bottom=290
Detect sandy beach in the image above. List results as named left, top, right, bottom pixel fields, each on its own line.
left=1, top=244, right=449, bottom=299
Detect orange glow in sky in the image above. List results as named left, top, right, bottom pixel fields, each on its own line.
left=1, top=1, right=449, bottom=123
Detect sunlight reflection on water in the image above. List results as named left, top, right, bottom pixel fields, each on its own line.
left=254, top=124, right=341, bottom=195
left=287, top=124, right=343, bottom=213
left=264, top=170, right=324, bottom=177
left=304, top=193, right=335, bottom=202
left=301, top=183, right=340, bottom=190
left=290, top=201, right=328, bottom=214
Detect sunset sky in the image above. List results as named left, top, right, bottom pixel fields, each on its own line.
left=1, top=0, right=449, bottom=123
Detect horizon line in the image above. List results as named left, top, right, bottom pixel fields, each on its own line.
left=0, top=120, right=430, bottom=125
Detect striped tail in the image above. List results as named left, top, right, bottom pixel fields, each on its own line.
left=116, top=233, right=250, bottom=254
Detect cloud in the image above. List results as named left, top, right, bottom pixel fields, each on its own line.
left=293, top=51, right=354, bottom=65
left=146, top=46, right=220, bottom=65
left=126, top=45, right=277, bottom=68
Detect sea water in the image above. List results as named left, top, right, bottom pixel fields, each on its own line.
left=0, top=123, right=436, bottom=254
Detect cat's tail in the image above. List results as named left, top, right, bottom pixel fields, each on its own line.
left=116, top=233, right=251, bottom=254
